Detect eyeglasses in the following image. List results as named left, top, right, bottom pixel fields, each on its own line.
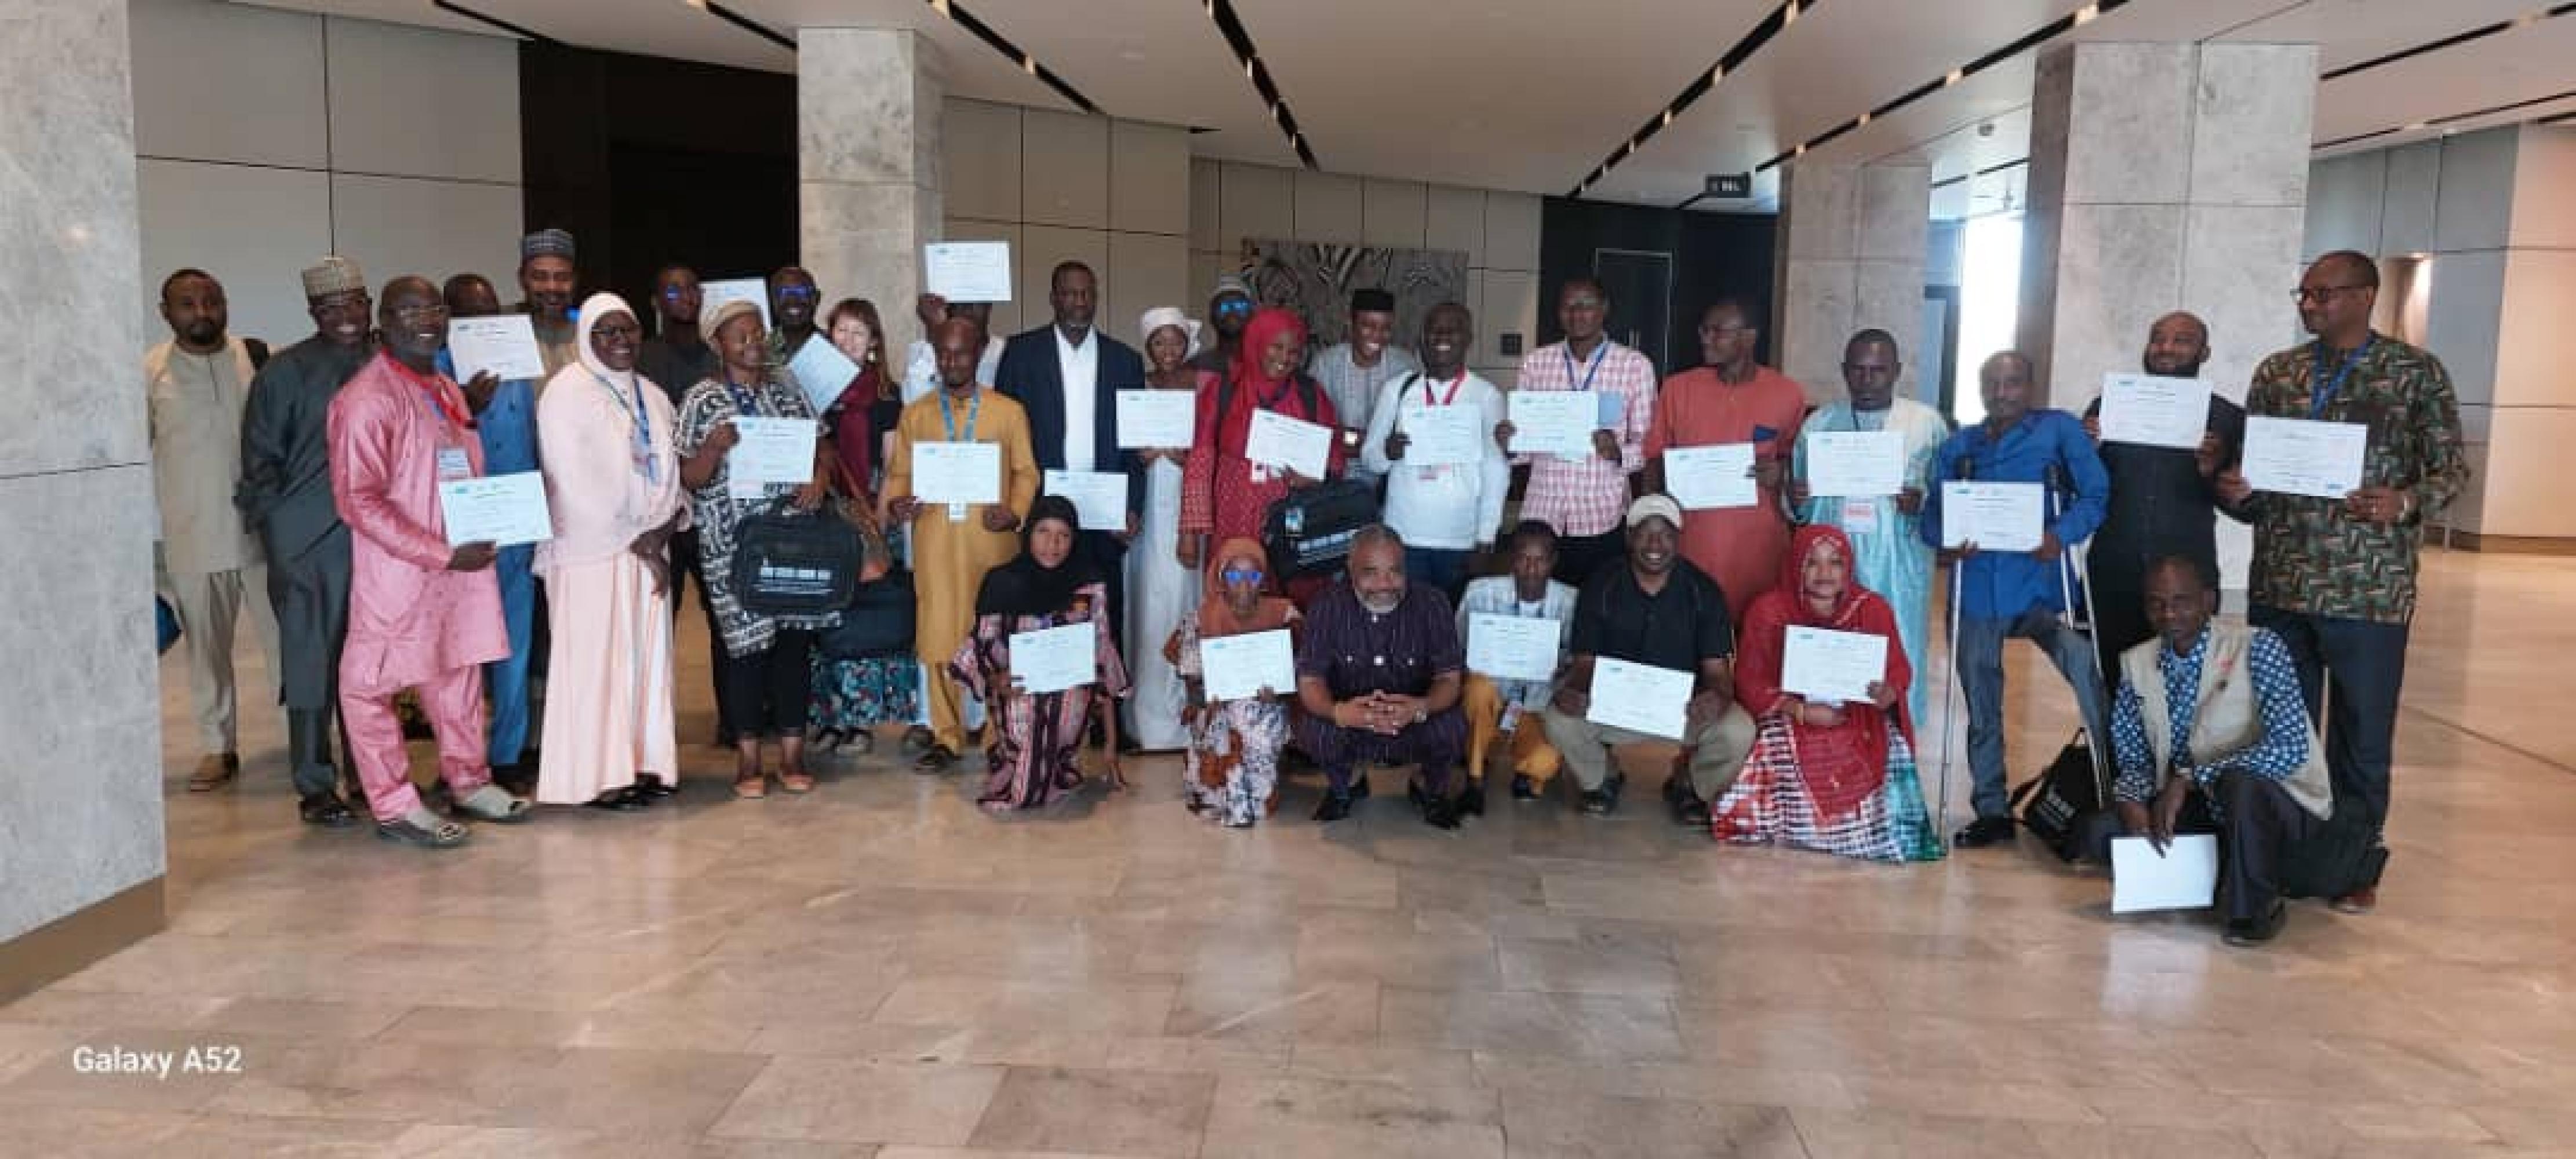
left=2291, top=284, right=2370, bottom=304
left=390, top=302, right=449, bottom=321
left=1212, top=298, right=1254, bottom=316
left=775, top=286, right=819, bottom=302
left=1221, top=567, right=1264, bottom=585
left=594, top=321, right=641, bottom=339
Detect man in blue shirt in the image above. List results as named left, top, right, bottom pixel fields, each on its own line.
left=1920, top=351, right=2112, bottom=848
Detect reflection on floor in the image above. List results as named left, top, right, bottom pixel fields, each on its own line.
left=3, top=550, right=2574, bottom=1157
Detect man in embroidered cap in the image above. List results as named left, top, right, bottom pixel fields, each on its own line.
left=473, top=230, right=580, bottom=790
left=237, top=255, right=376, bottom=827
left=1309, top=287, right=1420, bottom=476
left=1188, top=274, right=1257, bottom=377
left=519, top=227, right=580, bottom=380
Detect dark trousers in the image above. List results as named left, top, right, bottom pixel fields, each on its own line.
left=2248, top=606, right=2408, bottom=842
left=1403, top=546, right=1471, bottom=605
left=1082, top=529, right=1129, bottom=650
left=2093, top=771, right=2332, bottom=923
left=1292, top=705, right=1469, bottom=796
left=721, top=628, right=814, bottom=739
left=2086, top=576, right=2155, bottom=688
left=685, top=532, right=738, bottom=738
left=285, top=707, right=354, bottom=801
left=1551, top=527, right=1624, bottom=588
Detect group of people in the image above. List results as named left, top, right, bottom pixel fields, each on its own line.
left=150, top=232, right=2455, bottom=945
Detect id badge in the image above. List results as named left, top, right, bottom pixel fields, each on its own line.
left=1250, top=463, right=1273, bottom=486
left=948, top=502, right=969, bottom=523
left=436, top=446, right=472, bottom=481
left=1840, top=498, right=1879, bottom=535
left=1500, top=703, right=1522, bottom=734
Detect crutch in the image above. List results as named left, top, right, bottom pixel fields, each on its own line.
left=1931, top=459, right=1974, bottom=848
left=2044, top=464, right=2112, bottom=803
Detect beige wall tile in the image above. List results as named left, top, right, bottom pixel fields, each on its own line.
left=130, top=0, right=327, bottom=170
left=1108, top=232, right=1191, bottom=347
left=943, top=98, right=1024, bottom=224
left=1218, top=162, right=1293, bottom=253
left=1426, top=185, right=1487, bottom=267
left=137, top=159, right=334, bottom=350
left=1020, top=108, right=1109, bottom=229
left=325, top=16, right=520, bottom=184
left=1293, top=171, right=1365, bottom=243
left=1363, top=178, right=1428, bottom=249
left=328, top=174, right=525, bottom=308
left=1483, top=192, right=1543, bottom=272
left=1110, top=119, right=1189, bottom=236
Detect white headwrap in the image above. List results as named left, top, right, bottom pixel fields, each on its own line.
left=1138, top=306, right=1204, bottom=358
left=574, top=291, right=642, bottom=391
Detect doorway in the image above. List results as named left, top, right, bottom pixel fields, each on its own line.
left=1593, top=248, right=1674, bottom=371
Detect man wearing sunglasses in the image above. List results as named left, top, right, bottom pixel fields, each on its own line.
left=1188, top=275, right=1257, bottom=377
left=766, top=265, right=824, bottom=363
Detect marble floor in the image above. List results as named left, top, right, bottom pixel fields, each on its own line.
left=5, top=550, right=2575, bottom=1157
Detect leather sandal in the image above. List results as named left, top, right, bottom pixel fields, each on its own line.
left=188, top=753, right=240, bottom=792
left=375, top=814, right=469, bottom=849
left=733, top=772, right=769, bottom=800
left=914, top=744, right=958, bottom=774
left=778, top=767, right=817, bottom=794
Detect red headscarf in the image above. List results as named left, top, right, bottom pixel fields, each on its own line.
left=1231, top=307, right=1308, bottom=395
left=1734, top=523, right=1916, bottom=817
left=1195, top=536, right=1295, bottom=637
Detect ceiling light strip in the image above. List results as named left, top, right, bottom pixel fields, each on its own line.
left=2320, top=3, right=2576, bottom=82
left=430, top=0, right=559, bottom=45
left=926, top=0, right=1101, bottom=114
left=2318, top=84, right=2576, bottom=150
left=701, top=1, right=795, bottom=52
left=1203, top=0, right=1315, bottom=168
left=1567, top=0, right=1810, bottom=199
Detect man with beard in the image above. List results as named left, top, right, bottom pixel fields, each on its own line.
left=518, top=228, right=580, bottom=380
left=146, top=269, right=280, bottom=792
left=766, top=265, right=823, bottom=363
left=237, top=256, right=376, bottom=827
left=996, top=261, right=1148, bottom=648
left=1294, top=526, right=1471, bottom=827
left=1311, top=287, right=1420, bottom=482
left=2081, top=312, right=2246, bottom=668
left=328, top=276, right=532, bottom=847
left=1187, top=275, right=1256, bottom=377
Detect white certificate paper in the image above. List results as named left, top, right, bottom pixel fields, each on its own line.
left=787, top=336, right=861, bottom=414
left=445, top=315, right=545, bottom=383
left=1200, top=628, right=1296, bottom=702
left=1245, top=409, right=1333, bottom=479
left=698, top=279, right=771, bottom=329
left=1007, top=622, right=1095, bottom=695
left=2100, top=374, right=2211, bottom=450
left=1664, top=443, right=1758, bottom=510
left=1780, top=625, right=1886, bottom=706
left=1509, top=391, right=1596, bottom=460
left=437, top=471, right=552, bottom=548
left=726, top=417, right=817, bottom=500
left=1116, top=389, right=1196, bottom=449
left=2242, top=416, right=2367, bottom=499
left=911, top=440, right=1002, bottom=506
left=1466, top=613, right=1558, bottom=683
left=1803, top=431, right=1905, bottom=498
left=2111, top=834, right=2220, bottom=914
left=923, top=241, right=1014, bottom=302
left=1938, top=482, right=2046, bottom=552
left=1587, top=658, right=1693, bottom=741
left=1400, top=404, right=1484, bottom=467
left=1044, top=469, right=1129, bottom=531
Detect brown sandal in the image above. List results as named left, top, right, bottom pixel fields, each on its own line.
left=188, top=753, right=240, bottom=792
left=778, top=768, right=816, bottom=794
left=733, top=772, right=768, bottom=800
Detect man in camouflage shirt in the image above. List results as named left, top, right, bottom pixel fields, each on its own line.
left=2216, top=250, right=2466, bottom=916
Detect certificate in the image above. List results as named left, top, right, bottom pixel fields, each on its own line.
left=1400, top=404, right=1484, bottom=467
left=1803, top=431, right=1905, bottom=498
left=437, top=471, right=552, bottom=548
left=1587, top=658, right=1693, bottom=740
left=1938, top=482, right=2045, bottom=552
left=1465, top=614, right=1558, bottom=683
left=446, top=315, right=545, bottom=382
left=1200, top=628, right=1296, bottom=702
left=1116, top=389, right=1196, bottom=449
left=2242, top=416, right=2367, bottom=499
left=1509, top=391, right=1595, bottom=460
left=911, top=440, right=1002, bottom=506
left=725, top=417, right=817, bottom=500
left=1244, top=409, right=1332, bottom=479
left=2111, top=834, right=2220, bottom=914
left=787, top=335, right=861, bottom=413
left=1044, top=469, right=1129, bottom=531
left=1779, top=625, right=1886, bottom=706
left=2099, top=374, right=2211, bottom=450
left=1663, top=443, right=1758, bottom=510
left=924, top=241, right=1014, bottom=302
left=698, top=278, right=770, bottom=328
left=1007, top=622, right=1095, bottom=695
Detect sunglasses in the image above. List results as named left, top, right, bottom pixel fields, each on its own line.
left=1221, top=567, right=1264, bottom=585
left=775, top=287, right=820, bottom=302
left=1213, top=298, right=1254, bottom=316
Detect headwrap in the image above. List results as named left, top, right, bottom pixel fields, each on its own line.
left=1735, top=522, right=1916, bottom=815
left=1777, top=524, right=1864, bottom=629
left=1195, top=536, right=1294, bottom=639
left=1349, top=287, right=1395, bottom=314
left=300, top=256, right=365, bottom=298
left=521, top=228, right=577, bottom=261
left=974, top=495, right=1104, bottom=619
left=573, top=291, right=642, bottom=393
left=1138, top=307, right=1203, bottom=358
left=1229, top=307, right=1309, bottom=397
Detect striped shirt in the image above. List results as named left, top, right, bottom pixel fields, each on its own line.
left=1511, top=339, right=1657, bottom=537
left=1297, top=581, right=1464, bottom=699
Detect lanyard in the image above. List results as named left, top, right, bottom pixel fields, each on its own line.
left=1560, top=341, right=1606, bottom=393
left=386, top=355, right=471, bottom=432
left=2308, top=337, right=2372, bottom=419
left=1420, top=369, right=1468, bottom=408
left=722, top=379, right=766, bottom=419
left=938, top=387, right=981, bottom=442
left=596, top=370, right=657, bottom=483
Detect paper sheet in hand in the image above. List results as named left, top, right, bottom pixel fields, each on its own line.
left=787, top=336, right=861, bottom=413
left=1803, top=431, right=1905, bottom=498
left=438, top=471, right=552, bottom=548
left=726, top=417, right=816, bottom=500
left=911, top=440, right=1002, bottom=506
left=698, top=279, right=770, bottom=328
left=1045, top=469, right=1129, bottom=531
left=2111, top=834, right=2220, bottom=914
left=1467, top=614, right=1558, bottom=683
left=1664, top=443, right=1758, bottom=509
left=1244, top=409, right=1332, bottom=479
left=446, top=315, right=545, bottom=383
left=1938, top=482, right=2045, bottom=552
left=1509, top=391, right=1596, bottom=459
left=1007, top=622, right=1095, bottom=695
left=2099, top=374, right=2211, bottom=450
left=1116, top=389, right=1196, bottom=449
left=1200, top=628, right=1296, bottom=702
left=1780, top=626, right=1886, bottom=706
left=2242, top=416, right=2367, bottom=499
left=1401, top=404, right=1484, bottom=467
left=923, top=241, right=1014, bottom=302
left=1587, top=658, right=1693, bottom=740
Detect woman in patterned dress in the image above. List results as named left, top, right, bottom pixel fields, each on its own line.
left=951, top=496, right=1131, bottom=811
left=807, top=297, right=919, bottom=753
left=1166, top=537, right=1300, bottom=828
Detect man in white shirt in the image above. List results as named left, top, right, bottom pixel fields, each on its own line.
left=1362, top=301, right=1508, bottom=600
left=1457, top=520, right=1578, bottom=808
left=903, top=293, right=1004, bottom=402
left=1310, top=287, right=1421, bottom=482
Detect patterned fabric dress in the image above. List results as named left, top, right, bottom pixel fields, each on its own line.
left=1167, top=606, right=1300, bottom=826
left=951, top=580, right=1131, bottom=810
left=674, top=373, right=837, bottom=659
left=809, top=383, right=922, bottom=731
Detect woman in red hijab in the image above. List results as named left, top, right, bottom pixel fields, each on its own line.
left=1178, top=305, right=1345, bottom=604
left=1711, top=524, right=1942, bottom=861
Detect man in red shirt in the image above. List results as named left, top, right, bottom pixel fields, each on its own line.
left=1645, top=298, right=1810, bottom=621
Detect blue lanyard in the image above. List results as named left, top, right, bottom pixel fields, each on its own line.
left=598, top=371, right=657, bottom=483
left=939, top=388, right=980, bottom=442
left=2308, top=337, right=2372, bottom=419
left=722, top=379, right=765, bottom=418
left=1560, top=341, right=1607, bottom=393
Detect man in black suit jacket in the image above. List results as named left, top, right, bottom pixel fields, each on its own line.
left=995, top=260, right=1149, bottom=651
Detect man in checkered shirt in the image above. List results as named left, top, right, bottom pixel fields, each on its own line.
left=1497, top=278, right=1658, bottom=587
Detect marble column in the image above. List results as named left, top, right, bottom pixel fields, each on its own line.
left=0, top=0, right=167, bottom=998
left=799, top=27, right=945, bottom=361
left=1773, top=160, right=1931, bottom=403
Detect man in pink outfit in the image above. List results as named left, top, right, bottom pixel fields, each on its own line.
left=328, top=275, right=533, bottom=847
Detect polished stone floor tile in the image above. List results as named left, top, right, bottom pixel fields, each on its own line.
left=960, top=1066, right=1213, bottom=1157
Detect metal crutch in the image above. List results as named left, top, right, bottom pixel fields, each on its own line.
left=1931, top=458, right=1975, bottom=849
left=2044, top=464, right=2112, bottom=803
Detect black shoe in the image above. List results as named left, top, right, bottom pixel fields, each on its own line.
left=298, top=793, right=356, bottom=828
left=1673, top=797, right=1712, bottom=828
left=587, top=787, right=649, bottom=811
left=2224, top=901, right=2288, bottom=947
left=1312, top=792, right=1354, bottom=823
left=634, top=775, right=678, bottom=800
left=1511, top=774, right=1537, bottom=801
left=1406, top=780, right=1429, bottom=808
left=1347, top=775, right=1373, bottom=801
left=1953, top=815, right=2017, bottom=848
left=1604, top=772, right=1626, bottom=807
left=1661, top=775, right=1688, bottom=808
left=1580, top=788, right=1614, bottom=815
left=1421, top=797, right=1461, bottom=830
left=1458, top=781, right=1486, bottom=818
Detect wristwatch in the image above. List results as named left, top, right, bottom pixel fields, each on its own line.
left=1413, top=707, right=1427, bottom=725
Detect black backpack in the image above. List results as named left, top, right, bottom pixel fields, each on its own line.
left=2011, top=731, right=2108, bottom=862
left=729, top=497, right=864, bottom=617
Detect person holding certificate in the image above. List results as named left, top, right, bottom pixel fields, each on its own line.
left=1179, top=307, right=1347, bottom=605
left=1643, top=298, right=1809, bottom=622
left=1919, top=351, right=2112, bottom=849
left=1166, top=537, right=1301, bottom=828
left=1310, top=287, right=1421, bottom=483
left=950, top=497, right=1130, bottom=811
left=806, top=297, right=921, bottom=757
left=1361, top=302, right=1508, bottom=600
left=2080, top=312, right=2247, bottom=671
left=1497, top=278, right=1659, bottom=586
left=885, top=317, right=1043, bottom=771
left=1710, top=526, right=1939, bottom=862
left=532, top=293, right=687, bottom=811
left=2210, top=252, right=2466, bottom=915
left=1291, top=527, right=1471, bottom=828
left=1126, top=307, right=1213, bottom=753
left=1456, top=522, right=1578, bottom=805
left=676, top=299, right=836, bottom=799
left=1544, top=496, right=1754, bottom=821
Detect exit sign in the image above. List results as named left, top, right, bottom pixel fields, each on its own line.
left=1704, top=173, right=1752, bottom=199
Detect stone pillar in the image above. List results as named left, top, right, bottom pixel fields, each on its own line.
left=0, top=0, right=166, bottom=998
left=799, top=28, right=945, bottom=359
left=1774, top=160, right=1931, bottom=404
